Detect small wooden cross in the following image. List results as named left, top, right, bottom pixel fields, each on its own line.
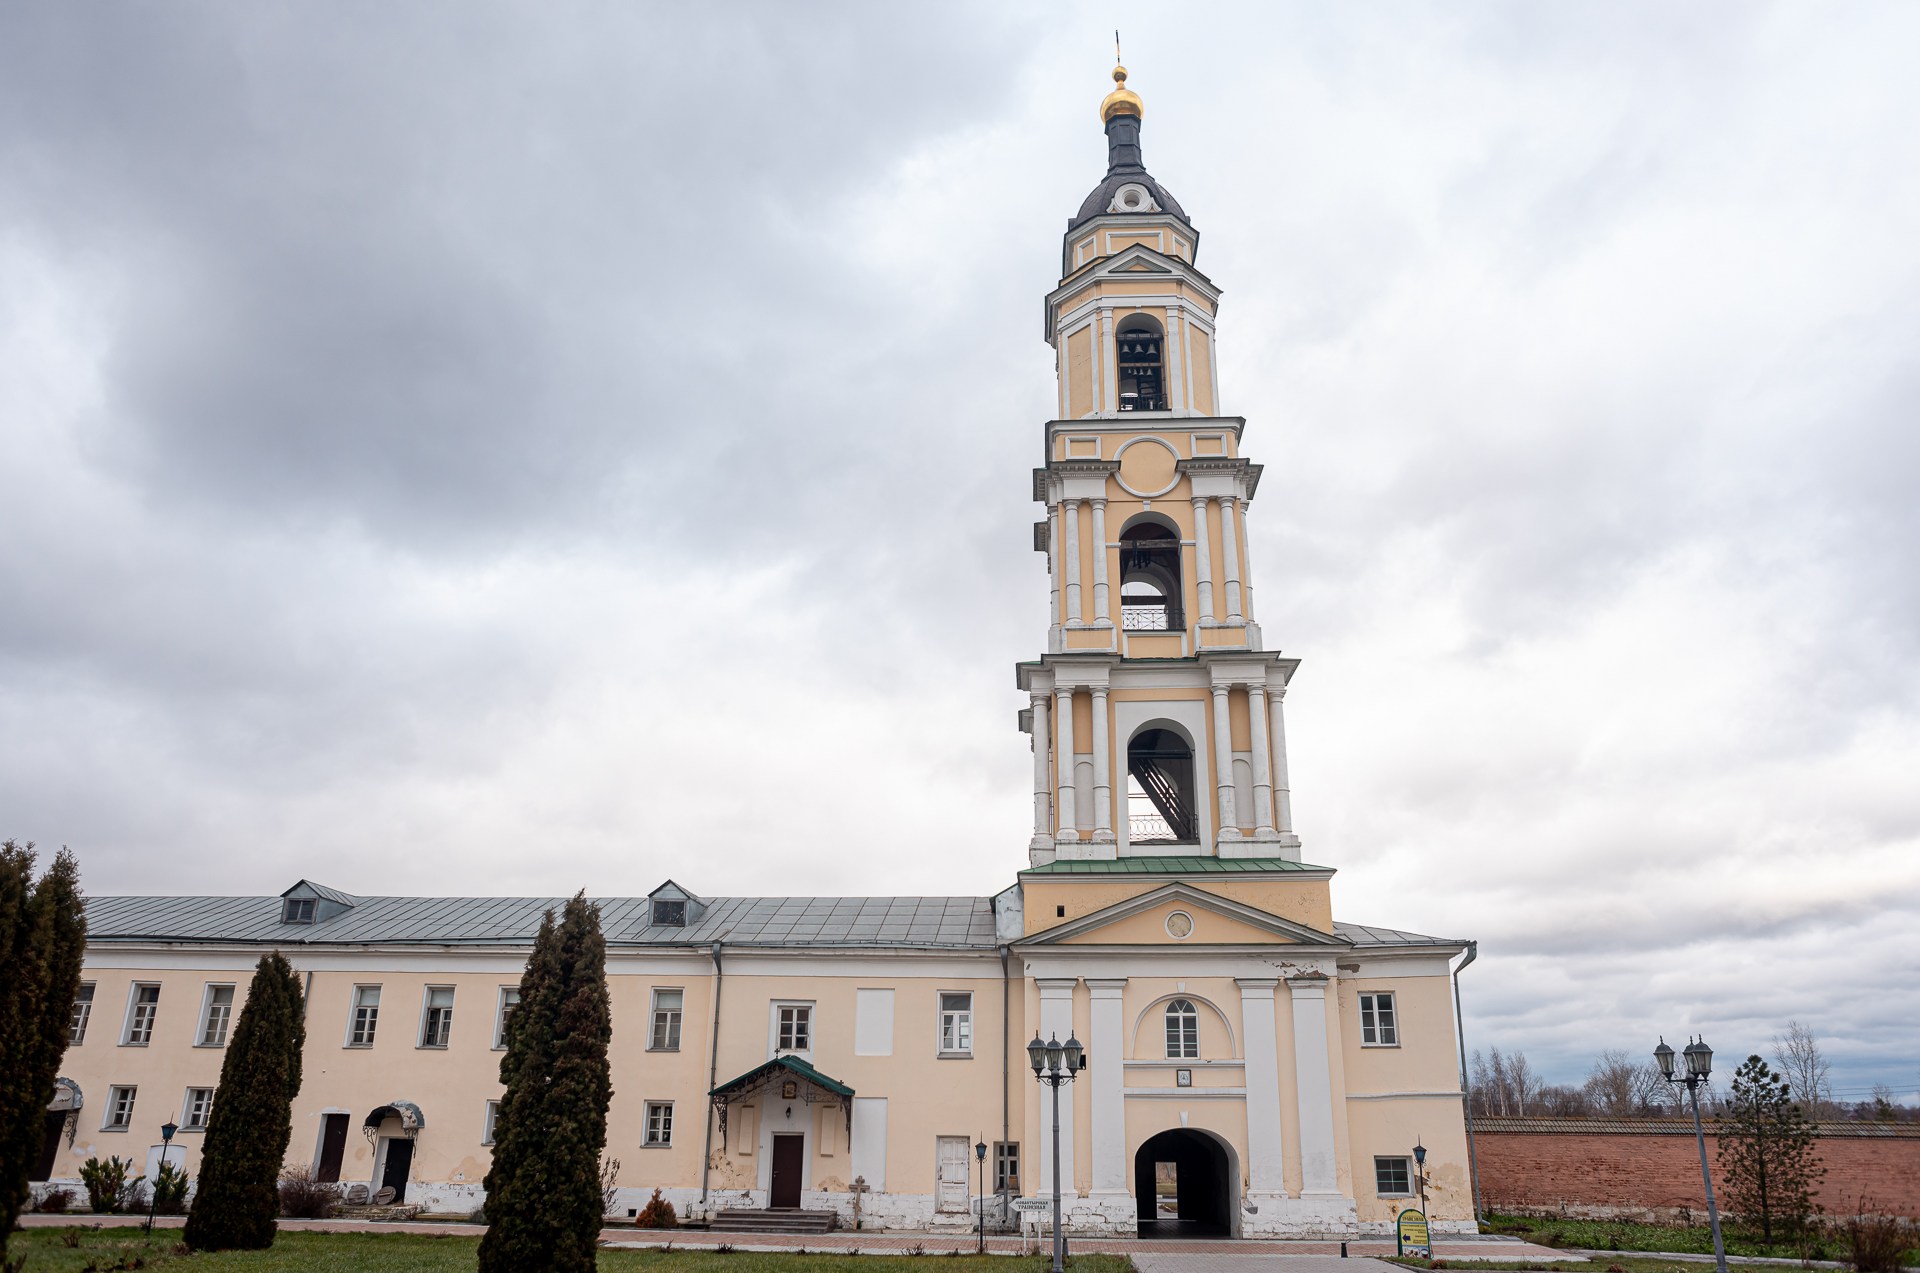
left=850, top=1175, right=870, bottom=1229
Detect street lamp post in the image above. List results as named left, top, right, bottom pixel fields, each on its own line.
left=1656, top=1036, right=1728, bottom=1273
left=1028, top=1030, right=1086, bottom=1273
left=144, top=1120, right=177, bottom=1235
left=974, top=1138, right=989, bottom=1253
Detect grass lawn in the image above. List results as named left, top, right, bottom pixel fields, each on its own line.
left=1478, top=1211, right=1899, bottom=1264
left=1389, top=1260, right=1710, bottom=1273
left=4, top=1229, right=1137, bottom=1273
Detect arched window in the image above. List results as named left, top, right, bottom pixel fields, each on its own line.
left=1128, top=728, right=1198, bottom=844
left=1119, top=521, right=1183, bottom=633
left=1115, top=316, right=1166, bottom=411
left=1165, top=999, right=1199, bottom=1058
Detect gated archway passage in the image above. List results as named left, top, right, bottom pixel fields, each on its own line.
left=1134, top=1128, right=1235, bottom=1238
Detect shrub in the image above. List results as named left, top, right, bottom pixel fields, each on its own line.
left=37, top=1186, right=75, bottom=1212
left=1843, top=1202, right=1918, bottom=1273
left=151, top=1162, right=190, bottom=1216
left=116, top=1175, right=150, bottom=1214
left=634, top=1188, right=678, bottom=1229
left=468, top=1205, right=488, bottom=1225
left=78, top=1157, right=135, bottom=1214
left=277, top=1165, right=339, bottom=1219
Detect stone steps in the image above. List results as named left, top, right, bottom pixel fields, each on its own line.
left=708, top=1208, right=840, bottom=1235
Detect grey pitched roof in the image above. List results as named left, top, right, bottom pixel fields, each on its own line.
left=1334, top=921, right=1467, bottom=949
left=82, top=893, right=1000, bottom=950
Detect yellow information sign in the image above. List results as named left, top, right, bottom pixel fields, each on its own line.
left=1396, top=1208, right=1431, bottom=1258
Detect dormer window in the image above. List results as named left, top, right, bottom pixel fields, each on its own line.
left=653, top=900, right=686, bottom=927
left=283, top=898, right=315, bottom=924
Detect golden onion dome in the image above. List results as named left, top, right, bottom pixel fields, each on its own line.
left=1101, top=65, right=1143, bottom=122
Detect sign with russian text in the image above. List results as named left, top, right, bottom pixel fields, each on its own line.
left=1396, top=1208, right=1431, bottom=1258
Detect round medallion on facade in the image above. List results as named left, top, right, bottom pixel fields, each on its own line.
left=1115, top=435, right=1181, bottom=497
left=1110, top=183, right=1153, bottom=213
left=1166, top=911, right=1194, bottom=939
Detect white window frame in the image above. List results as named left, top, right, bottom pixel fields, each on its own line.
left=345, top=984, right=382, bottom=1048
left=1359, top=992, right=1399, bottom=1047
left=770, top=1001, right=814, bottom=1058
left=197, top=983, right=236, bottom=1047
left=643, top=1100, right=674, bottom=1147
left=937, top=991, right=974, bottom=1057
left=483, top=1100, right=500, bottom=1146
left=121, top=983, right=160, bottom=1046
left=104, top=1085, right=136, bottom=1131
left=493, top=986, right=520, bottom=1050
left=649, top=987, right=683, bottom=1052
left=419, top=985, right=455, bottom=1049
left=1164, top=998, right=1199, bottom=1059
left=1374, top=1155, right=1414, bottom=1197
left=182, top=1087, right=215, bottom=1130
left=70, top=982, right=95, bottom=1046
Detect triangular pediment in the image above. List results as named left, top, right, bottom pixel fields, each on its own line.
left=1025, top=882, right=1347, bottom=947
left=1104, top=250, right=1173, bottom=275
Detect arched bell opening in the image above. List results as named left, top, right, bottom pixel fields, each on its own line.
left=1127, top=726, right=1198, bottom=846
left=1135, top=1127, right=1238, bottom=1238
left=1115, top=315, right=1167, bottom=411
left=1118, top=517, right=1183, bottom=633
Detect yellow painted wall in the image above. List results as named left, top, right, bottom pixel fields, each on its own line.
left=1059, top=902, right=1289, bottom=947
left=1021, top=877, right=1334, bottom=938
left=1067, top=326, right=1093, bottom=418
left=1071, top=690, right=1093, bottom=755
left=1228, top=688, right=1251, bottom=751
left=1191, top=330, right=1215, bottom=414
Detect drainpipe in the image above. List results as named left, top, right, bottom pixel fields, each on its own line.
left=701, top=941, right=724, bottom=1208
left=303, top=971, right=313, bottom=1021
left=1000, top=944, right=1012, bottom=1216
left=1451, top=941, right=1483, bottom=1225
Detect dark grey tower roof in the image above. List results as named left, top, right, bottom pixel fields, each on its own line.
left=1066, top=111, right=1192, bottom=238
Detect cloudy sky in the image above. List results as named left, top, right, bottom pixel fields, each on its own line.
left=3, top=3, right=1916, bottom=1098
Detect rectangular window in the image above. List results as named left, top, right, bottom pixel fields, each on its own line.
left=123, top=984, right=160, bottom=1045
left=106, top=1086, right=136, bottom=1130
left=994, top=1142, right=1020, bottom=1193
left=183, top=1087, right=214, bottom=1130
left=650, top=989, right=683, bottom=1051
left=1375, top=1156, right=1412, bottom=1196
left=283, top=897, right=315, bottom=924
left=939, top=993, right=973, bottom=1055
left=483, top=1100, right=500, bottom=1145
left=421, top=986, right=454, bottom=1047
left=200, top=985, right=235, bottom=1046
left=70, top=983, right=95, bottom=1046
left=644, top=1101, right=674, bottom=1147
left=494, top=987, right=520, bottom=1049
left=777, top=1005, right=811, bottom=1053
left=652, top=899, right=685, bottom=926
left=349, top=985, right=381, bottom=1046
left=1359, top=993, right=1399, bottom=1046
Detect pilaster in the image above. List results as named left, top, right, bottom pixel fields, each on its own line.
left=1086, top=979, right=1128, bottom=1200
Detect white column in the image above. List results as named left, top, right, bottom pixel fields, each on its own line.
left=1087, top=979, right=1128, bottom=1199
left=1208, top=321, right=1224, bottom=417
left=1054, top=687, right=1078, bottom=841
left=1030, top=692, right=1054, bottom=851
left=1240, top=499, right=1258, bottom=623
left=1091, top=314, right=1105, bottom=415
left=1100, top=308, right=1117, bottom=415
left=1163, top=306, right=1185, bottom=413
left=1247, top=683, right=1279, bottom=841
left=1037, top=979, right=1080, bottom=1199
left=1269, top=683, right=1300, bottom=853
left=1289, top=976, right=1341, bottom=1199
left=1219, top=495, right=1244, bottom=623
left=1236, top=979, right=1286, bottom=1200
left=1210, top=683, right=1240, bottom=842
left=1062, top=498, right=1083, bottom=627
left=1090, top=685, right=1114, bottom=843
left=1181, top=309, right=1198, bottom=415
left=1190, top=497, right=1215, bottom=623
left=1090, top=498, right=1110, bottom=625
left=1048, top=502, right=1061, bottom=632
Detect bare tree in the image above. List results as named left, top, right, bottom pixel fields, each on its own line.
left=1586, top=1049, right=1667, bottom=1116
left=1771, top=1021, right=1832, bottom=1118
left=1489, top=1046, right=1510, bottom=1115
left=1507, top=1050, right=1543, bottom=1116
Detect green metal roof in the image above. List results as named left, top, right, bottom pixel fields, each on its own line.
left=1020, top=856, right=1332, bottom=875
left=710, top=1053, right=854, bottom=1099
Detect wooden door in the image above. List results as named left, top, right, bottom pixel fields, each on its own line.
left=31, top=1113, right=64, bottom=1182
left=316, top=1114, right=349, bottom=1182
left=769, top=1134, right=804, bottom=1209
left=936, top=1136, right=970, bottom=1212
left=379, top=1137, right=414, bottom=1204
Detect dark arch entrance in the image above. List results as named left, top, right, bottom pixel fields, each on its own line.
left=1135, top=1127, right=1235, bottom=1238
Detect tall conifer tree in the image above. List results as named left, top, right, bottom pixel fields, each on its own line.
left=480, top=892, right=613, bottom=1273
left=0, top=843, right=86, bottom=1259
left=184, top=952, right=306, bottom=1251
left=1718, top=1054, right=1824, bottom=1243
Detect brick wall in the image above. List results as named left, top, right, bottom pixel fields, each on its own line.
left=1468, top=1119, right=1920, bottom=1220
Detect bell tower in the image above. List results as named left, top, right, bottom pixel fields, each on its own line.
left=1018, top=66, right=1302, bottom=866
